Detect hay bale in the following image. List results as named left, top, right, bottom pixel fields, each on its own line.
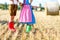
left=45, top=0, right=59, bottom=15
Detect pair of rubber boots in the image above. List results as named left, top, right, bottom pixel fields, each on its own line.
left=8, top=22, right=32, bottom=32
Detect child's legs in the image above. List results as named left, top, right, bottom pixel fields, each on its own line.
left=27, top=23, right=34, bottom=27
left=9, top=4, right=17, bottom=22
left=8, top=4, right=17, bottom=31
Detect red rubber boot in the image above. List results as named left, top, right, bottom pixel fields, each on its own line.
left=8, top=22, right=16, bottom=32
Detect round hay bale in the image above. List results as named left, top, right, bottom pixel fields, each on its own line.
left=45, top=0, right=59, bottom=15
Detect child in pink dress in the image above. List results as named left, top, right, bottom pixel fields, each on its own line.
left=19, top=0, right=36, bottom=33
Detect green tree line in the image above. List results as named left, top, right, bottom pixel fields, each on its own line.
left=0, top=3, right=44, bottom=11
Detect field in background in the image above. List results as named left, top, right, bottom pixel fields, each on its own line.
left=0, top=10, right=60, bottom=40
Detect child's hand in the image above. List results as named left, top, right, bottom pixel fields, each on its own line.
left=19, top=2, right=23, bottom=7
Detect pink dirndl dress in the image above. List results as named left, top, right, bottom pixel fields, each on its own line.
left=19, top=0, right=35, bottom=24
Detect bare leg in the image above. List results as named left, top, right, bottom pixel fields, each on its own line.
left=8, top=16, right=16, bottom=32
left=10, top=16, right=15, bottom=22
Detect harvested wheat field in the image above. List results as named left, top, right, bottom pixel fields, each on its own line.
left=0, top=10, right=60, bottom=40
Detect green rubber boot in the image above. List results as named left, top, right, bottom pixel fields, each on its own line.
left=26, top=25, right=32, bottom=33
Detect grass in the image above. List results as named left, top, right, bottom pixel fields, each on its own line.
left=0, top=10, right=60, bottom=40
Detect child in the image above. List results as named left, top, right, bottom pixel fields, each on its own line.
left=8, top=0, right=19, bottom=32
left=19, top=0, right=36, bottom=33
